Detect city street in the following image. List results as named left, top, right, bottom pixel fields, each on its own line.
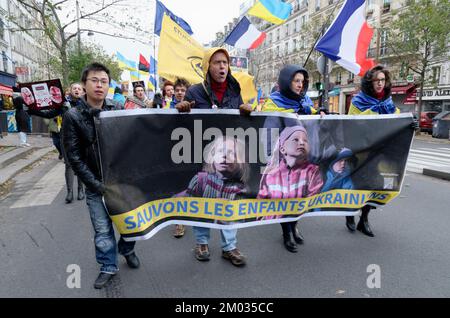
left=0, top=139, right=449, bottom=298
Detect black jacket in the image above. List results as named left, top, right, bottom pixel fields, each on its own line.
left=14, top=96, right=31, bottom=133
left=185, top=73, right=243, bottom=109
left=62, top=97, right=122, bottom=194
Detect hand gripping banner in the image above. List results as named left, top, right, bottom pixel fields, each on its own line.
left=96, top=110, right=414, bottom=241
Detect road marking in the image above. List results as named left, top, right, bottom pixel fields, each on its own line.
left=11, top=163, right=65, bottom=209
left=412, top=149, right=450, bottom=158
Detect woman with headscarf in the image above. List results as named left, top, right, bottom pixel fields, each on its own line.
left=346, top=65, right=399, bottom=237
left=259, top=65, right=324, bottom=253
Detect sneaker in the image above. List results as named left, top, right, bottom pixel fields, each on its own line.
left=93, top=272, right=115, bottom=289
left=124, top=252, right=140, bottom=269
left=173, top=224, right=185, bottom=238
left=194, top=244, right=210, bottom=261
left=222, top=248, right=246, bottom=267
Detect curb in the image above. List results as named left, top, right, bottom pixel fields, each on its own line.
left=0, top=147, right=55, bottom=186
left=423, top=168, right=450, bottom=181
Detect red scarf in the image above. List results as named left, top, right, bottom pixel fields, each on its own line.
left=211, top=79, right=227, bottom=104
left=375, top=90, right=385, bottom=101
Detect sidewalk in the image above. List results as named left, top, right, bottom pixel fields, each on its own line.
left=0, top=133, right=55, bottom=188
left=414, top=132, right=450, bottom=145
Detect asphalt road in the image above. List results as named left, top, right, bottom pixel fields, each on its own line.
left=0, top=146, right=449, bottom=298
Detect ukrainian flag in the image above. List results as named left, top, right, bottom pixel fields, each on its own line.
left=116, top=52, right=137, bottom=71
left=248, top=0, right=292, bottom=25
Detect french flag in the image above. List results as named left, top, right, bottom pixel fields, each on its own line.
left=224, top=16, right=266, bottom=50
left=315, top=0, right=375, bottom=76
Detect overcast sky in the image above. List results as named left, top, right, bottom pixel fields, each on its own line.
left=80, top=0, right=245, bottom=62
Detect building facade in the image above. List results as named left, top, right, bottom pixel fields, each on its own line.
left=231, top=0, right=450, bottom=114
left=0, top=0, right=58, bottom=86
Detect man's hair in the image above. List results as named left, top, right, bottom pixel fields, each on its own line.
left=81, top=63, right=111, bottom=84
left=133, top=84, right=145, bottom=93
left=174, top=78, right=190, bottom=90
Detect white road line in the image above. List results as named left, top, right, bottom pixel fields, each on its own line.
left=11, top=163, right=65, bottom=209
left=414, top=148, right=450, bottom=157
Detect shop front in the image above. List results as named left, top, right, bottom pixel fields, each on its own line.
left=391, top=83, right=417, bottom=113
left=419, top=86, right=450, bottom=113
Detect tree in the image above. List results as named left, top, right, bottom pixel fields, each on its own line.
left=65, top=42, right=122, bottom=86
left=7, top=0, right=145, bottom=87
left=387, top=0, right=450, bottom=118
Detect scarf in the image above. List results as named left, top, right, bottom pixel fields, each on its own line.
left=270, top=91, right=313, bottom=114
left=352, top=92, right=395, bottom=114
left=211, top=79, right=227, bottom=104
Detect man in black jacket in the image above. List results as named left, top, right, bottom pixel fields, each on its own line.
left=62, top=63, right=140, bottom=289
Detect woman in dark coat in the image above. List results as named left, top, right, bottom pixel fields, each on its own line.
left=14, top=96, right=31, bottom=147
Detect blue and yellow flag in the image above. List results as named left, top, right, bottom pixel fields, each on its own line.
left=116, top=52, right=137, bottom=71
left=248, top=0, right=292, bottom=25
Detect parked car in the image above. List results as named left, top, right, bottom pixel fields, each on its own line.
left=419, top=111, right=438, bottom=133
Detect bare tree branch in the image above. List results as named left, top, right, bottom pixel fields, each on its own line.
left=62, top=0, right=127, bottom=31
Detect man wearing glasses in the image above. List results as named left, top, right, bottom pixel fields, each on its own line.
left=62, top=63, right=140, bottom=289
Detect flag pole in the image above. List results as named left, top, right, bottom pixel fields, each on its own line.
left=303, top=0, right=341, bottom=67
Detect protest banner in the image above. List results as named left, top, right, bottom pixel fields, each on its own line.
left=18, top=79, right=64, bottom=110
left=96, top=110, right=414, bottom=241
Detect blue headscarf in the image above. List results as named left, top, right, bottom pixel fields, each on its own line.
left=352, top=91, right=395, bottom=114
left=270, top=91, right=314, bottom=114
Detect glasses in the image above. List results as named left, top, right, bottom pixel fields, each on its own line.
left=372, top=78, right=386, bottom=83
left=87, top=78, right=110, bottom=86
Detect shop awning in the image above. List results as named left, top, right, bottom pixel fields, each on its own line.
left=0, top=84, right=13, bottom=96
left=391, top=84, right=416, bottom=95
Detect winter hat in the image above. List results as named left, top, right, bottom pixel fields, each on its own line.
left=279, top=125, right=308, bottom=146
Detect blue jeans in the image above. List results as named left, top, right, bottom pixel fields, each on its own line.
left=85, top=189, right=135, bottom=273
left=193, top=226, right=237, bottom=252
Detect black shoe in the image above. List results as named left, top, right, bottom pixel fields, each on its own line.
left=283, top=234, right=298, bottom=253
left=77, top=187, right=85, bottom=201
left=346, top=216, right=356, bottom=232
left=124, top=252, right=140, bottom=269
left=357, top=218, right=375, bottom=237
left=93, top=272, right=115, bottom=289
left=65, top=190, right=73, bottom=204
left=291, top=223, right=304, bottom=244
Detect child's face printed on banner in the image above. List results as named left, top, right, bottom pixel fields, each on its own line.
left=333, top=159, right=347, bottom=174
left=212, top=139, right=239, bottom=174
left=71, top=84, right=84, bottom=98
left=290, top=72, right=304, bottom=95
left=21, top=87, right=35, bottom=105
left=50, top=86, right=63, bottom=104
left=280, top=131, right=309, bottom=160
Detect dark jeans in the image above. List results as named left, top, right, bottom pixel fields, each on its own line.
left=51, top=132, right=62, bottom=157
left=85, top=188, right=135, bottom=273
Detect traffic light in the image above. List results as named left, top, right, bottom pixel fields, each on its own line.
left=315, top=82, right=324, bottom=91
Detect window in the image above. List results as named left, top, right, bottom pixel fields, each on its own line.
left=335, top=72, right=342, bottom=85
left=348, top=71, right=355, bottom=84
left=315, top=0, right=321, bottom=11
left=293, top=39, right=298, bottom=52
left=432, top=66, right=441, bottom=84
left=276, top=29, right=280, bottom=41
left=285, top=42, right=289, bottom=55
left=380, top=30, right=388, bottom=56
left=383, top=0, right=391, bottom=13
left=0, top=18, right=5, bottom=41
left=268, top=32, right=272, bottom=43
left=2, top=51, right=8, bottom=73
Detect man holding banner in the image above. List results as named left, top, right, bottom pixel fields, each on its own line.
left=176, top=47, right=249, bottom=266
left=62, top=63, right=140, bottom=289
